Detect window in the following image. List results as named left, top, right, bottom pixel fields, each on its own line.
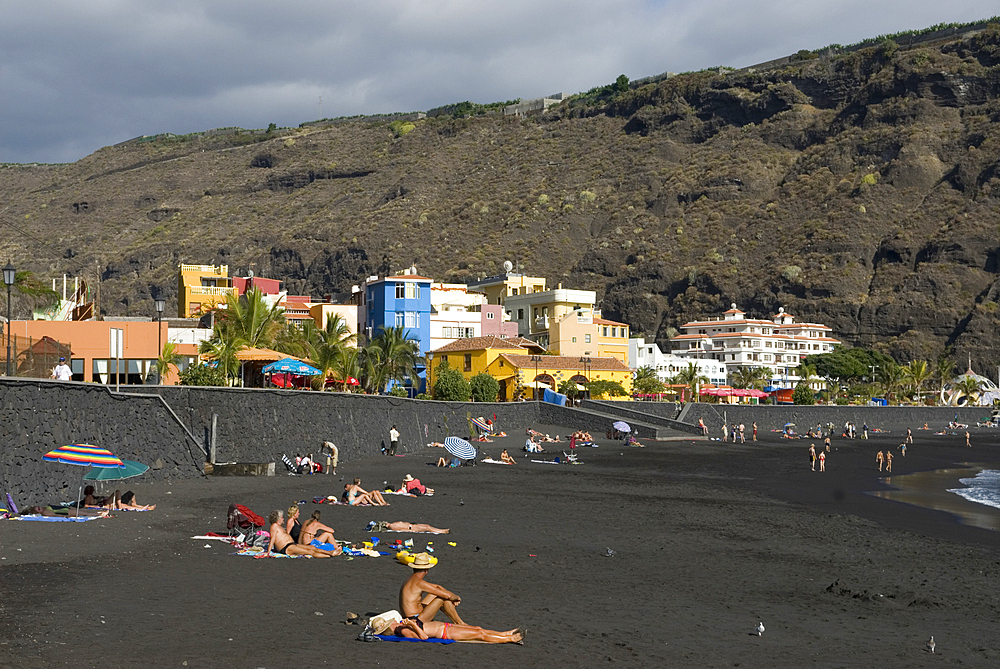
left=603, top=327, right=609, bottom=336
left=405, top=312, right=418, bottom=328
left=572, top=337, right=577, bottom=343
left=533, top=308, right=539, bottom=319
left=396, top=283, right=420, bottom=299
left=585, top=334, right=591, bottom=343
left=463, top=354, right=472, bottom=372
left=762, top=328, right=770, bottom=335
left=487, top=312, right=494, bottom=320
left=395, top=312, right=404, bottom=328
left=765, top=341, right=772, bottom=348
left=542, top=307, right=548, bottom=317
left=396, top=284, right=405, bottom=299
left=518, top=309, right=524, bottom=320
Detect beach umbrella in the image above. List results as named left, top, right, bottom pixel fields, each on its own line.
left=83, top=459, right=149, bottom=481
left=43, top=444, right=125, bottom=517
left=443, top=436, right=477, bottom=461
left=613, top=421, right=631, bottom=433
left=262, top=358, right=322, bottom=375
left=783, top=422, right=796, bottom=429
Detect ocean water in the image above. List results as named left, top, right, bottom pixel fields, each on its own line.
left=948, top=469, right=1000, bottom=511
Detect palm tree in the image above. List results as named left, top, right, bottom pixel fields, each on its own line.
left=935, top=357, right=955, bottom=394
left=731, top=366, right=770, bottom=390
left=877, top=364, right=905, bottom=404
left=366, top=326, right=420, bottom=394
left=675, top=363, right=708, bottom=402
left=198, top=335, right=242, bottom=384
left=155, top=342, right=182, bottom=383
left=954, top=375, right=982, bottom=404
left=633, top=366, right=664, bottom=395
left=902, top=359, right=932, bottom=402
left=329, top=345, right=361, bottom=392
left=217, top=288, right=286, bottom=349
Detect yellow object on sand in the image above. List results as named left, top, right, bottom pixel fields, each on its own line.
left=448, top=542, right=457, bottom=546
left=395, top=550, right=439, bottom=566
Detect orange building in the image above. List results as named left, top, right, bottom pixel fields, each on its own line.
left=5, top=319, right=169, bottom=384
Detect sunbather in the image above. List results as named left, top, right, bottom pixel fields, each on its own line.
left=81, top=485, right=118, bottom=509
left=343, top=478, right=389, bottom=506
left=300, top=510, right=338, bottom=548
left=368, top=520, right=449, bottom=533
left=266, top=510, right=337, bottom=557
left=399, top=552, right=466, bottom=624
left=116, top=491, right=155, bottom=510
left=500, top=449, right=516, bottom=465
left=402, top=474, right=433, bottom=495
left=20, top=505, right=109, bottom=518
left=373, top=615, right=523, bottom=644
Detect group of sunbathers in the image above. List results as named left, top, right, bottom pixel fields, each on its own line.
left=342, top=478, right=390, bottom=506
left=266, top=504, right=342, bottom=557
left=525, top=428, right=561, bottom=442
left=80, top=486, right=156, bottom=511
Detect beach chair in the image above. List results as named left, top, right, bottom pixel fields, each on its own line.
left=280, top=454, right=298, bottom=474
left=227, top=503, right=267, bottom=542
left=470, top=417, right=494, bottom=440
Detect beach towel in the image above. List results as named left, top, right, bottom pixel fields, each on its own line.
left=11, top=514, right=104, bottom=522
left=481, top=458, right=513, bottom=465
left=374, top=635, right=455, bottom=644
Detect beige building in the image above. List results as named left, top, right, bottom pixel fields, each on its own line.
left=467, top=272, right=547, bottom=306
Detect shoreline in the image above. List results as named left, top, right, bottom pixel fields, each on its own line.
left=867, top=463, right=1000, bottom=532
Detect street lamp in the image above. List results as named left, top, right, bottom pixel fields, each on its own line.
left=154, top=292, right=166, bottom=384
left=3, top=262, right=14, bottom=377
left=579, top=356, right=592, bottom=399
left=530, top=354, right=542, bottom=400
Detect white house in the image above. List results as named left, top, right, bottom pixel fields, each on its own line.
left=629, top=337, right=727, bottom=386
left=668, top=304, right=840, bottom=389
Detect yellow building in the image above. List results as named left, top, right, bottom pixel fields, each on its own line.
left=488, top=354, right=633, bottom=401
left=467, top=273, right=547, bottom=306
left=544, top=310, right=630, bottom=363
left=308, top=303, right=359, bottom=342
left=177, top=264, right=236, bottom=317
left=427, top=335, right=543, bottom=390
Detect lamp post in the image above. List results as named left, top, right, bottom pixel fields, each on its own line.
left=154, top=292, right=165, bottom=384
left=530, top=354, right=542, bottom=400
left=579, top=356, right=592, bottom=400
left=3, top=262, right=14, bottom=377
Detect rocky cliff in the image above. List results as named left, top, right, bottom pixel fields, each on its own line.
left=3, top=24, right=1000, bottom=367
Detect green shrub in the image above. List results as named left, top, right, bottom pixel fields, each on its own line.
left=469, top=373, right=500, bottom=402
left=433, top=362, right=471, bottom=402
left=389, top=120, right=415, bottom=137
left=178, top=364, right=227, bottom=387
left=415, top=393, right=431, bottom=400
left=389, top=386, right=409, bottom=397
left=793, top=382, right=816, bottom=405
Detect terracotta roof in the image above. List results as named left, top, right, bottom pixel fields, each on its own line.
left=504, top=336, right=546, bottom=350
left=497, top=354, right=631, bottom=372
left=594, top=317, right=628, bottom=326
left=430, top=335, right=531, bottom=354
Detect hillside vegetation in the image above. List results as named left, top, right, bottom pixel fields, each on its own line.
left=3, top=23, right=1000, bottom=366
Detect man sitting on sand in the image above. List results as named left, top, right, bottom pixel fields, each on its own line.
left=265, top=509, right=339, bottom=557
left=367, top=520, right=450, bottom=534
left=400, top=552, right=467, bottom=625
left=371, top=612, right=524, bottom=644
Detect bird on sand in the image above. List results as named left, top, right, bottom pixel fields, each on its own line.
left=756, top=622, right=765, bottom=636
left=927, top=636, right=935, bottom=653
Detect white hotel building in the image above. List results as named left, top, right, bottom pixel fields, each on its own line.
left=668, top=305, right=841, bottom=389
left=629, top=338, right=728, bottom=386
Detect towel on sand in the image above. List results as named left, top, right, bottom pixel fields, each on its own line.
left=374, top=635, right=455, bottom=644
left=10, top=515, right=103, bottom=522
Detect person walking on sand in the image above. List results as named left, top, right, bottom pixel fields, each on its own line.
left=699, top=418, right=708, bottom=436
left=862, top=423, right=869, bottom=439
left=722, top=424, right=728, bottom=442
left=966, top=430, right=971, bottom=447
left=818, top=450, right=826, bottom=472
left=388, top=425, right=400, bottom=456
left=824, top=436, right=831, bottom=452
left=809, top=443, right=817, bottom=471
left=399, top=553, right=467, bottom=625
left=899, top=442, right=907, bottom=457
left=885, top=450, right=893, bottom=472
left=906, top=428, right=913, bottom=444
left=738, top=423, right=746, bottom=443
left=752, top=422, right=757, bottom=441
left=876, top=450, right=884, bottom=471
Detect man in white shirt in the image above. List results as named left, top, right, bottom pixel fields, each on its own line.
left=51, top=357, right=72, bottom=381
left=388, top=425, right=400, bottom=456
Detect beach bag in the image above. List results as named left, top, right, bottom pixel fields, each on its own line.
left=245, top=530, right=270, bottom=548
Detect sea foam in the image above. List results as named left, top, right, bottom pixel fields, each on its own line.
left=948, top=469, right=1000, bottom=511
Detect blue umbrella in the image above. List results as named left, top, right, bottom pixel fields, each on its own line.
left=262, top=358, right=322, bottom=375
left=443, top=436, right=477, bottom=461
left=612, top=421, right=631, bottom=433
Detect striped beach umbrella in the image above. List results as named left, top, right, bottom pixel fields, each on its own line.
left=443, top=436, right=477, bottom=461
left=43, top=444, right=125, bottom=468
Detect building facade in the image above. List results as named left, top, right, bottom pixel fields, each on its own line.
left=360, top=269, right=432, bottom=391
left=629, top=337, right=728, bottom=386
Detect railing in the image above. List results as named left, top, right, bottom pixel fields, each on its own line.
left=189, top=286, right=236, bottom=297
left=180, top=264, right=228, bottom=274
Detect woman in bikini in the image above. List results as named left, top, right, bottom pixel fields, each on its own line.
left=116, top=491, right=155, bottom=510
left=266, top=510, right=336, bottom=557
left=343, top=478, right=389, bottom=506
left=299, top=510, right=340, bottom=551
left=500, top=449, right=517, bottom=465
left=285, top=504, right=303, bottom=543
left=374, top=615, right=523, bottom=644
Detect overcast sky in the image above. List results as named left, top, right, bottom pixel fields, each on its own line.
left=0, top=1, right=991, bottom=164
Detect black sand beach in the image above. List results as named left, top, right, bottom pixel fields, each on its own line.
left=2, top=423, right=999, bottom=668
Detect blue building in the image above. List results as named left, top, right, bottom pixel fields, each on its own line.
left=362, top=269, right=432, bottom=394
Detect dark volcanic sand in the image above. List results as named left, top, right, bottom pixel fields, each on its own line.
left=2, top=424, right=999, bottom=668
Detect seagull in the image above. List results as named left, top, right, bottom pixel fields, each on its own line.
left=927, top=636, right=935, bottom=653
left=604, top=547, right=616, bottom=557
left=756, top=622, right=765, bottom=636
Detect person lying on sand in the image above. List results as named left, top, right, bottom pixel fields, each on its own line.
left=81, top=486, right=118, bottom=509
left=343, top=479, right=389, bottom=506
left=300, top=510, right=338, bottom=546
left=116, top=491, right=155, bottom=510
left=500, top=449, right=517, bottom=465
left=399, top=552, right=466, bottom=624
left=21, top=505, right=110, bottom=518
left=373, top=615, right=523, bottom=644
left=403, top=474, right=433, bottom=495
left=368, top=520, right=449, bottom=534
left=265, top=510, right=338, bottom=557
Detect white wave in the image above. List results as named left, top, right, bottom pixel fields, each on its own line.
left=948, top=469, right=1000, bottom=511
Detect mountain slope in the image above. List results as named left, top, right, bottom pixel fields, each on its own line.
left=3, top=23, right=1000, bottom=366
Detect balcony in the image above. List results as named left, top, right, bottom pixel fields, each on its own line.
left=534, top=316, right=549, bottom=331
left=190, top=286, right=236, bottom=297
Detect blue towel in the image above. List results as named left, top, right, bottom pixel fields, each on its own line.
left=374, top=635, right=454, bottom=644
left=12, top=515, right=103, bottom=522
